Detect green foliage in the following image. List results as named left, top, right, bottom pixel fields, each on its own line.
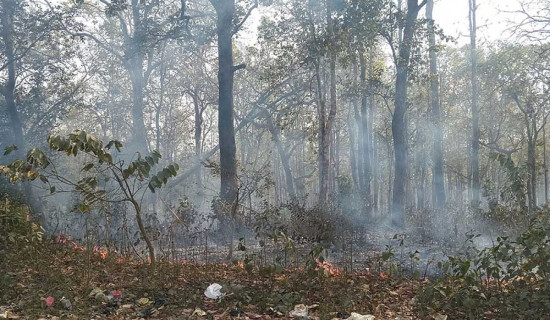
left=1, top=130, right=179, bottom=202
left=488, top=152, right=526, bottom=210
left=417, top=213, right=550, bottom=318
left=1, top=130, right=179, bottom=264
left=0, top=193, right=43, bottom=246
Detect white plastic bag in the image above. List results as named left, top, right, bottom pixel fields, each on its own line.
left=346, top=313, right=375, bottom=320
left=289, top=304, right=308, bottom=318
left=346, top=312, right=375, bottom=320
left=204, top=283, right=223, bottom=299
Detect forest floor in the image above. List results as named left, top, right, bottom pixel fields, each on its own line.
left=0, top=239, right=435, bottom=320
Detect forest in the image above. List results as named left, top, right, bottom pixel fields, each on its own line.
left=2, top=0, right=550, bottom=319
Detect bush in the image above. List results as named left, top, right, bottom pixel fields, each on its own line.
left=416, top=211, right=550, bottom=319
left=0, top=191, right=43, bottom=247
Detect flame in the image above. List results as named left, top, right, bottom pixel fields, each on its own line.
left=380, top=272, right=389, bottom=279
left=315, top=259, right=341, bottom=276
left=237, top=261, right=245, bottom=269
left=92, top=246, right=108, bottom=259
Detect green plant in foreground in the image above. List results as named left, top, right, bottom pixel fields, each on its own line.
left=418, top=213, right=550, bottom=319
left=0, top=130, right=179, bottom=265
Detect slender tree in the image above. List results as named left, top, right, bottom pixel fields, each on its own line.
left=426, top=0, right=446, bottom=208
left=391, top=0, right=426, bottom=227
left=468, top=0, right=480, bottom=207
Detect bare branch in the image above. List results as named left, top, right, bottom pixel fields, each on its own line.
left=233, top=0, right=258, bottom=35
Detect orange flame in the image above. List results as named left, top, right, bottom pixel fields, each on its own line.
left=315, top=259, right=341, bottom=276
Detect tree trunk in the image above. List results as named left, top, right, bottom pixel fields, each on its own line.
left=360, top=52, right=372, bottom=212
left=155, top=60, right=166, bottom=152
left=369, top=51, right=379, bottom=213
left=427, top=0, right=446, bottom=208
left=1, top=0, right=24, bottom=159
left=127, top=0, right=148, bottom=151
left=392, top=0, right=424, bottom=227
left=316, top=0, right=338, bottom=204
left=349, top=113, right=360, bottom=190
left=267, top=117, right=297, bottom=201
left=315, top=62, right=329, bottom=203
left=527, top=118, right=537, bottom=212
left=468, top=0, right=480, bottom=208
left=544, top=126, right=548, bottom=204
left=192, top=89, right=203, bottom=189
left=1, top=0, right=42, bottom=220
left=213, top=0, right=238, bottom=205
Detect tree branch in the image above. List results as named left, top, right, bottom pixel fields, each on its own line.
left=232, top=0, right=258, bottom=35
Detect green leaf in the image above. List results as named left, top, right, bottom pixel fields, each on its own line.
left=82, top=163, right=94, bottom=171
left=168, top=164, right=177, bottom=176
left=3, top=145, right=18, bottom=156
left=105, top=140, right=114, bottom=150
left=73, top=203, right=91, bottom=213
left=114, top=141, right=123, bottom=152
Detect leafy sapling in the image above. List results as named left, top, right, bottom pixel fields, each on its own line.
left=1, top=130, right=179, bottom=265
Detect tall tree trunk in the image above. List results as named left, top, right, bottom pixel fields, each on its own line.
left=349, top=113, right=360, bottom=190
left=527, top=117, right=537, bottom=212
left=368, top=51, right=379, bottom=213
left=127, top=0, right=148, bottom=151
left=267, top=117, right=297, bottom=201
left=468, top=0, right=480, bottom=207
left=316, top=0, right=338, bottom=204
left=212, top=0, right=238, bottom=205
left=315, top=62, right=329, bottom=203
left=210, top=0, right=241, bottom=261
left=360, top=52, right=372, bottom=212
left=392, top=0, right=424, bottom=227
left=155, top=60, right=166, bottom=153
left=544, top=126, right=548, bottom=204
left=1, top=0, right=24, bottom=159
left=427, top=0, right=446, bottom=208
left=192, top=89, right=203, bottom=189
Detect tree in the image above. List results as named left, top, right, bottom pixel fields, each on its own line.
left=1, top=130, right=179, bottom=265
left=71, top=0, right=185, bottom=152
left=209, top=0, right=257, bottom=206
left=426, top=0, right=445, bottom=208
left=391, top=0, right=426, bottom=227
left=485, top=45, right=550, bottom=212
left=468, top=0, right=480, bottom=208
left=1, top=0, right=82, bottom=218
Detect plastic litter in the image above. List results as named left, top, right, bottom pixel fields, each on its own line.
left=60, top=297, right=72, bottom=311
left=95, top=292, right=107, bottom=303
left=192, top=308, right=207, bottom=316
left=88, top=288, right=103, bottom=298
left=45, top=296, right=54, bottom=307
left=137, top=297, right=150, bottom=306
left=204, top=283, right=223, bottom=299
left=0, top=310, right=19, bottom=319
left=289, top=304, right=309, bottom=318
left=112, top=290, right=122, bottom=300
left=346, top=313, right=375, bottom=320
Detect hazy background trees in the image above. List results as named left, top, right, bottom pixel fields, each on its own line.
left=2, top=0, right=550, bottom=246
